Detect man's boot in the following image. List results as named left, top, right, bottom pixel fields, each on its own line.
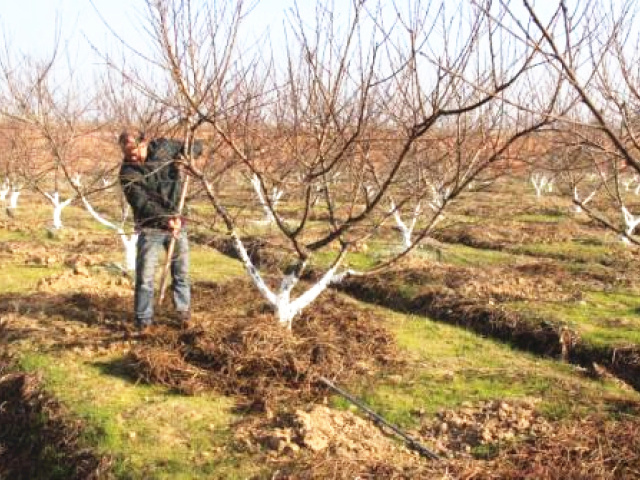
left=177, top=310, right=190, bottom=327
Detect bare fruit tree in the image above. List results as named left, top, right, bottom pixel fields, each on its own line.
left=0, top=46, right=100, bottom=230
left=107, top=0, right=557, bottom=328
left=501, top=0, right=640, bottom=245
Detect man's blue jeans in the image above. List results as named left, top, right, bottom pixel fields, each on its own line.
left=134, top=229, right=190, bottom=327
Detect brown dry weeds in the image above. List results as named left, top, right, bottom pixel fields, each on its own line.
left=457, top=409, right=640, bottom=480
left=127, top=279, right=401, bottom=409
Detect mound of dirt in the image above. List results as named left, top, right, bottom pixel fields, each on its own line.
left=235, top=404, right=421, bottom=463
left=439, top=264, right=575, bottom=303
left=0, top=357, right=111, bottom=480
left=339, top=270, right=564, bottom=357
left=127, top=279, right=401, bottom=407
left=415, top=399, right=554, bottom=459
left=239, top=401, right=640, bottom=480
left=433, top=220, right=582, bottom=250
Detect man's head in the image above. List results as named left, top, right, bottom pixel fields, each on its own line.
left=119, top=130, right=148, bottom=163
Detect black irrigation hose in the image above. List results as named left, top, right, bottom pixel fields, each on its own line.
left=318, top=376, right=441, bottom=461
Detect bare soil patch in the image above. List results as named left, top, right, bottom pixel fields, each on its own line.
left=232, top=400, right=640, bottom=479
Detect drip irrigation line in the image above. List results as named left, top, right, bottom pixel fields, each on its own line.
left=317, top=375, right=440, bottom=461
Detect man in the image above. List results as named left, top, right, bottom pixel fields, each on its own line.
left=118, top=130, right=202, bottom=331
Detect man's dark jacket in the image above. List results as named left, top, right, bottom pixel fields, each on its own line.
left=119, top=138, right=202, bottom=230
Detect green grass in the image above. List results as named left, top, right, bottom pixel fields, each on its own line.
left=18, top=352, right=264, bottom=480
left=310, top=239, right=518, bottom=272
left=331, top=308, right=638, bottom=428
left=190, top=246, right=246, bottom=282
left=509, top=290, right=640, bottom=347
left=0, top=264, right=65, bottom=293
left=438, top=244, right=521, bottom=267
left=0, top=228, right=33, bottom=242
left=310, top=246, right=381, bottom=271
left=512, top=213, right=566, bottom=223
left=510, top=241, right=617, bottom=264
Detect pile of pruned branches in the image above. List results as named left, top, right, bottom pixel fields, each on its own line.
left=127, top=279, right=401, bottom=408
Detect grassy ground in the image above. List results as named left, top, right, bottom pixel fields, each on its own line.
left=18, top=351, right=257, bottom=480
left=341, top=307, right=633, bottom=426
left=1, top=184, right=640, bottom=478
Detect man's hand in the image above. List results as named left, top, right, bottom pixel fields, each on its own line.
left=174, top=157, right=187, bottom=174
left=168, top=216, right=182, bottom=238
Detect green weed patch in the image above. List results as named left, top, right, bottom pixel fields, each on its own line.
left=17, top=351, right=263, bottom=480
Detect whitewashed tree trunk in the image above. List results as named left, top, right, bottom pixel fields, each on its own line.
left=44, top=192, right=75, bottom=229
left=121, top=233, right=139, bottom=271
left=623, top=175, right=638, bottom=192
left=573, top=186, right=596, bottom=214
left=81, top=196, right=138, bottom=271
left=427, top=182, right=450, bottom=212
left=231, top=232, right=347, bottom=328
left=8, top=188, right=21, bottom=209
left=251, top=173, right=283, bottom=224
left=389, top=199, right=421, bottom=249
left=621, top=206, right=640, bottom=245
left=0, top=181, right=9, bottom=204
left=531, top=173, right=550, bottom=198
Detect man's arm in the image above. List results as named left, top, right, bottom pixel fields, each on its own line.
left=149, top=138, right=203, bottom=161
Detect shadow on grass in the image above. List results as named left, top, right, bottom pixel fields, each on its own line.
left=91, top=356, right=141, bottom=386
left=0, top=356, right=111, bottom=480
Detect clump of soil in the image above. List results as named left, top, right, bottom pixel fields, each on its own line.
left=127, top=279, right=401, bottom=407
left=416, top=399, right=554, bottom=458
left=238, top=399, right=553, bottom=463
left=0, top=356, right=111, bottom=480
left=238, top=401, right=640, bottom=480
left=237, top=405, right=402, bottom=456
left=235, top=404, right=422, bottom=466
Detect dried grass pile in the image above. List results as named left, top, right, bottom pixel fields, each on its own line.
left=127, top=343, right=207, bottom=395
left=127, top=279, right=400, bottom=407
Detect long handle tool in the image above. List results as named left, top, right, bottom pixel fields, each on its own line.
left=158, top=173, right=190, bottom=305
left=318, top=376, right=440, bottom=460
